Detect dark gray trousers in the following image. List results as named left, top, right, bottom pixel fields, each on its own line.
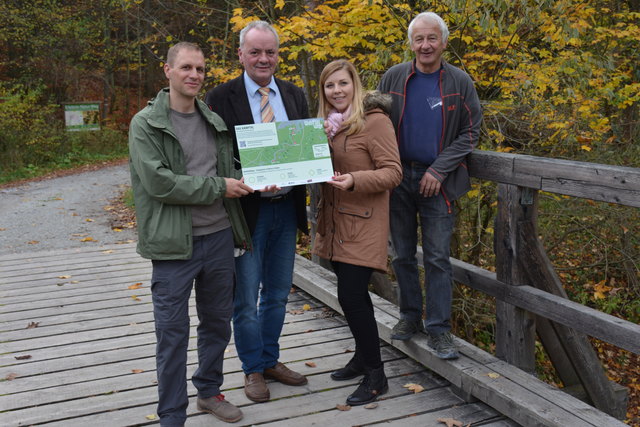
left=151, top=228, right=234, bottom=426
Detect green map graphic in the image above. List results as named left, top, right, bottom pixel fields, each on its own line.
left=238, top=119, right=330, bottom=168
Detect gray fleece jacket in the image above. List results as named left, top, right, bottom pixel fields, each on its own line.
left=378, top=59, right=482, bottom=203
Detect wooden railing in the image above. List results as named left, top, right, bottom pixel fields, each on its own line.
left=308, top=150, right=640, bottom=419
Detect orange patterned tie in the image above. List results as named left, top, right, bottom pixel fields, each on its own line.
left=259, top=87, right=275, bottom=123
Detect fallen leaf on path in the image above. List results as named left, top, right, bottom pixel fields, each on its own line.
left=15, top=355, right=32, bottom=360
left=364, top=403, right=378, bottom=409
left=302, top=304, right=311, bottom=311
left=437, top=417, right=463, bottom=427
left=487, top=372, right=500, bottom=379
left=58, top=275, right=71, bottom=279
left=131, top=295, right=141, bottom=301
left=145, top=414, right=157, bottom=420
left=403, top=383, right=425, bottom=393
left=85, top=218, right=94, bottom=222
left=80, top=237, right=96, bottom=242
left=305, top=361, right=316, bottom=367
left=27, top=240, right=39, bottom=244
left=132, top=369, right=144, bottom=374
left=128, top=283, right=143, bottom=290
left=26, top=322, right=40, bottom=329
left=288, top=309, right=303, bottom=315
left=5, top=373, right=18, bottom=381
left=102, top=250, right=114, bottom=254
left=113, top=228, right=123, bottom=232
left=336, top=404, right=351, bottom=411
left=0, top=228, right=6, bottom=231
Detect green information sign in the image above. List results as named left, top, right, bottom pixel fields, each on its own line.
left=63, top=102, right=101, bottom=131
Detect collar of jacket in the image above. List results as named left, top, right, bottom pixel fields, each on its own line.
left=145, top=87, right=229, bottom=133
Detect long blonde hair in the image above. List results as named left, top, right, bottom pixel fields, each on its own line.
left=318, top=60, right=365, bottom=136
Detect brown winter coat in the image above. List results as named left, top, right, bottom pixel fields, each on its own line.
left=313, top=93, right=402, bottom=271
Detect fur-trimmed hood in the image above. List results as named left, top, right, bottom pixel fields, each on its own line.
left=363, top=90, right=392, bottom=116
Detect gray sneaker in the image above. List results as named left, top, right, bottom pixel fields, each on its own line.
left=197, top=394, right=243, bottom=423
left=428, top=332, right=459, bottom=359
left=390, top=319, right=422, bottom=340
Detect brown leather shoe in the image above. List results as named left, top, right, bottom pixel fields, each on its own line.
left=244, top=373, right=270, bottom=402
left=263, top=362, right=308, bottom=386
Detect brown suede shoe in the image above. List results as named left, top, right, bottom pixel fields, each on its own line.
left=197, top=394, right=243, bottom=423
left=263, top=362, right=308, bottom=386
left=244, top=372, right=270, bottom=402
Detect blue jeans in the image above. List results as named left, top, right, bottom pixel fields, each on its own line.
left=150, top=228, right=234, bottom=427
left=390, top=163, right=455, bottom=336
left=233, top=196, right=297, bottom=374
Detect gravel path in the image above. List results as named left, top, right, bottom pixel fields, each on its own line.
left=0, top=161, right=137, bottom=255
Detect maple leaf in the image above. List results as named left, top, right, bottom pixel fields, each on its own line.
left=305, top=361, right=316, bottom=367
left=437, top=417, right=463, bottom=427
left=336, top=404, right=351, bottom=411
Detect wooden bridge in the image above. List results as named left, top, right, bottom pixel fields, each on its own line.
left=1, top=150, right=639, bottom=426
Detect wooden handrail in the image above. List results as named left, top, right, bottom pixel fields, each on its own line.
left=468, top=150, right=640, bottom=207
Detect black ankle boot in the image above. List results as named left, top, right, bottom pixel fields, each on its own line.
left=331, top=355, right=366, bottom=381
left=346, top=365, right=388, bottom=406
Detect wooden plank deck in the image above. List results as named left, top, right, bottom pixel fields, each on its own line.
left=0, top=243, right=514, bottom=426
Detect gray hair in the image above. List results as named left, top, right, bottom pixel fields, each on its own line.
left=408, top=12, right=449, bottom=44
left=239, top=21, right=280, bottom=48
left=166, top=42, right=203, bottom=66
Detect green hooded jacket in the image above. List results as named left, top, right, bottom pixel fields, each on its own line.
left=128, top=88, right=251, bottom=260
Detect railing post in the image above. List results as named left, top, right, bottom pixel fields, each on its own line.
left=494, top=183, right=536, bottom=372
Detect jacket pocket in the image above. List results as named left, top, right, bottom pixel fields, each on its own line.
left=337, top=204, right=372, bottom=241
left=315, top=198, right=327, bottom=236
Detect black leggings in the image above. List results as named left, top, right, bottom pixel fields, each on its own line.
left=331, top=261, right=382, bottom=369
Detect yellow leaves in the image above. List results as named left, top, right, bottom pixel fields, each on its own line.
left=302, top=304, right=311, bottom=311
left=128, top=282, right=143, bottom=290
left=58, top=275, right=71, bottom=279
left=593, top=279, right=612, bottom=300
left=145, top=415, right=157, bottom=420
left=274, top=0, right=285, bottom=10
left=487, top=372, right=501, bottom=379
left=580, top=145, right=592, bottom=152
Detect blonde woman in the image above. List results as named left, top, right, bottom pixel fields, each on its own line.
left=313, top=59, right=402, bottom=406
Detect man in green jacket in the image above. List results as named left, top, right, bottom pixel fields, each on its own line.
left=129, top=42, right=252, bottom=426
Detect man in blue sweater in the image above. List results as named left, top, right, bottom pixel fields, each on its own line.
left=378, top=11, right=483, bottom=359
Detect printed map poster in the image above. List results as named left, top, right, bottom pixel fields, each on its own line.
left=235, top=118, right=334, bottom=190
